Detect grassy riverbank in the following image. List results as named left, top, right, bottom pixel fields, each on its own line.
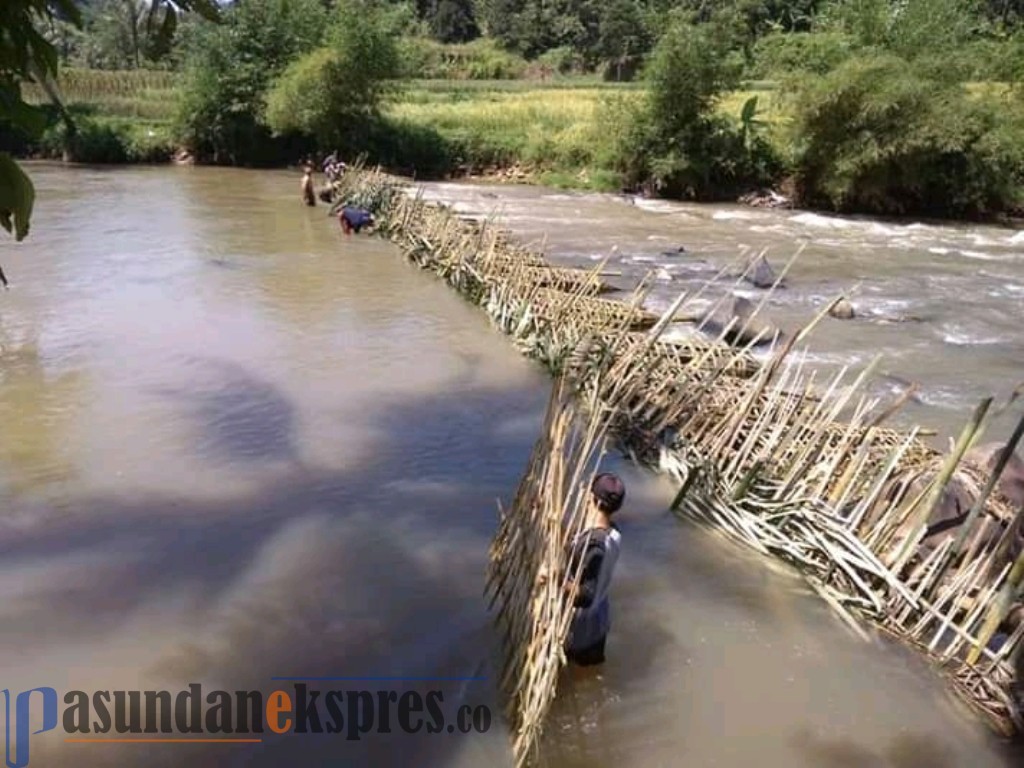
left=14, top=66, right=1024, bottom=218
left=19, top=69, right=787, bottom=192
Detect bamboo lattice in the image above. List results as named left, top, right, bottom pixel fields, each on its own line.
left=330, top=166, right=1024, bottom=759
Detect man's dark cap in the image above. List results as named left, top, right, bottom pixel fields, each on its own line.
left=591, top=473, right=625, bottom=513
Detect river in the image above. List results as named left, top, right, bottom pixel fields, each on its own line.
left=0, top=163, right=1017, bottom=767
left=418, top=181, right=1024, bottom=442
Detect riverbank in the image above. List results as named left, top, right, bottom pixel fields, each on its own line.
left=10, top=70, right=1024, bottom=222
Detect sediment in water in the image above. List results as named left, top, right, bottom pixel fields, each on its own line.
left=329, top=167, right=1024, bottom=767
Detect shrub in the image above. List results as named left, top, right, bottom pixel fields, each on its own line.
left=362, top=117, right=457, bottom=177
left=397, top=37, right=526, bottom=80
left=791, top=53, right=1024, bottom=216
left=750, top=31, right=856, bottom=77
left=174, top=0, right=328, bottom=165
left=611, top=18, right=780, bottom=200
left=534, top=46, right=586, bottom=76
left=33, top=115, right=175, bottom=163
left=265, top=1, right=400, bottom=154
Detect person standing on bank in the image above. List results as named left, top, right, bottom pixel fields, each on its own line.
left=563, top=472, right=625, bottom=667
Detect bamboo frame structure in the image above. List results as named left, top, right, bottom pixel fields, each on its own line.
left=329, top=166, right=1024, bottom=761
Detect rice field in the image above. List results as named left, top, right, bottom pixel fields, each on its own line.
left=386, top=81, right=789, bottom=180
left=19, top=68, right=790, bottom=175
left=22, top=68, right=179, bottom=121
left=387, top=86, right=617, bottom=168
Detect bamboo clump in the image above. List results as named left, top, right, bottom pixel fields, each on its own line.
left=332, top=167, right=1024, bottom=758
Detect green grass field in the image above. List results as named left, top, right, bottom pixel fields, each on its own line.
left=21, top=68, right=791, bottom=180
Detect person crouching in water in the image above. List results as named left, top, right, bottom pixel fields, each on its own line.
left=564, top=473, right=625, bottom=666
left=338, top=205, right=374, bottom=235
left=301, top=165, right=316, bottom=207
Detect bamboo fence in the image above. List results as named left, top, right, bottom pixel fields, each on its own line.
left=329, top=167, right=1024, bottom=765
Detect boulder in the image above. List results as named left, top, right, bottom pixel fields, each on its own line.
left=829, top=297, right=856, bottom=320
left=700, top=295, right=783, bottom=348
left=744, top=252, right=783, bottom=289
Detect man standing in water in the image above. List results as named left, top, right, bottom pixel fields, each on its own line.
left=563, top=473, right=625, bottom=667
left=301, top=164, right=316, bottom=207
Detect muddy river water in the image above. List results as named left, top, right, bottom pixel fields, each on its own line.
left=0, top=164, right=1019, bottom=767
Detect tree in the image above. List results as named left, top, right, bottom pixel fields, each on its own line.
left=265, top=0, right=400, bottom=151
left=175, top=0, right=328, bottom=165
left=613, top=16, right=778, bottom=200
left=1, top=0, right=218, bottom=253
left=477, top=0, right=600, bottom=59
left=76, top=0, right=181, bottom=68
left=792, top=53, right=1024, bottom=216
left=419, top=0, right=478, bottom=42
left=597, top=0, right=649, bottom=80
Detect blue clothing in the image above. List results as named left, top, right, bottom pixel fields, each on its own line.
left=340, top=206, right=374, bottom=232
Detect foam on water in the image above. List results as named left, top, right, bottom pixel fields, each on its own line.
left=712, top=210, right=762, bottom=221
left=790, top=212, right=857, bottom=229
left=632, top=198, right=684, bottom=214
left=939, top=323, right=1010, bottom=346
left=958, top=249, right=1011, bottom=261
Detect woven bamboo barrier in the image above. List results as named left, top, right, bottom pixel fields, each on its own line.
left=330, top=167, right=1024, bottom=762
left=485, top=377, right=620, bottom=768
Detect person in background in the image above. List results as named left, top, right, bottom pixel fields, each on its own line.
left=337, top=205, right=374, bottom=235
left=301, top=164, right=316, bottom=207
left=563, top=472, right=625, bottom=667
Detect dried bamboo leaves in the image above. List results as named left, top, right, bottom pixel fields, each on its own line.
left=340, top=167, right=1024, bottom=750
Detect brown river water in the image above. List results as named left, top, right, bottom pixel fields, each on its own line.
left=0, top=163, right=1019, bottom=767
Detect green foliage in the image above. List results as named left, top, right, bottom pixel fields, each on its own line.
left=423, top=0, right=479, bottom=43
left=1, top=0, right=217, bottom=247
left=614, top=18, right=780, bottom=199
left=399, top=37, right=526, bottom=79
left=750, top=30, right=855, bottom=76
left=174, top=0, right=327, bottom=164
left=0, top=153, right=35, bottom=242
left=646, top=20, right=743, bottom=132
left=791, top=53, right=1024, bottom=216
left=534, top=46, right=586, bottom=75
left=597, top=0, right=650, bottom=81
left=0, top=0, right=82, bottom=242
left=75, top=0, right=182, bottom=70
left=815, top=0, right=984, bottom=62
left=265, top=1, right=400, bottom=153
left=479, top=0, right=601, bottom=61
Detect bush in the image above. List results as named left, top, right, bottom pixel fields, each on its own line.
left=362, top=117, right=457, bottom=177
left=791, top=53, right=1024, bottom=217
left=398, top=38, right=526, bottom=79
left=750, top=31, right=856, bottom=77
left=611, top=19, right=780, bottom=200
left=265, top=1, right=400, bottom=154
left=35, top=116, right=175, bottom=163
left=535, top=46, right=586, bottom=76
left=174, top=0, right=328, bottom=165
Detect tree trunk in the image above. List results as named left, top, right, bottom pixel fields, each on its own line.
left=127, top=0, right=141, bottom=68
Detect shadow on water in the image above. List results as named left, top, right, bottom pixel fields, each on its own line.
left=154, top=357, right=300, bottom=464
left=8, top=372, right=548, bottom=768
left=791, top=729, right=963, bottom=768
